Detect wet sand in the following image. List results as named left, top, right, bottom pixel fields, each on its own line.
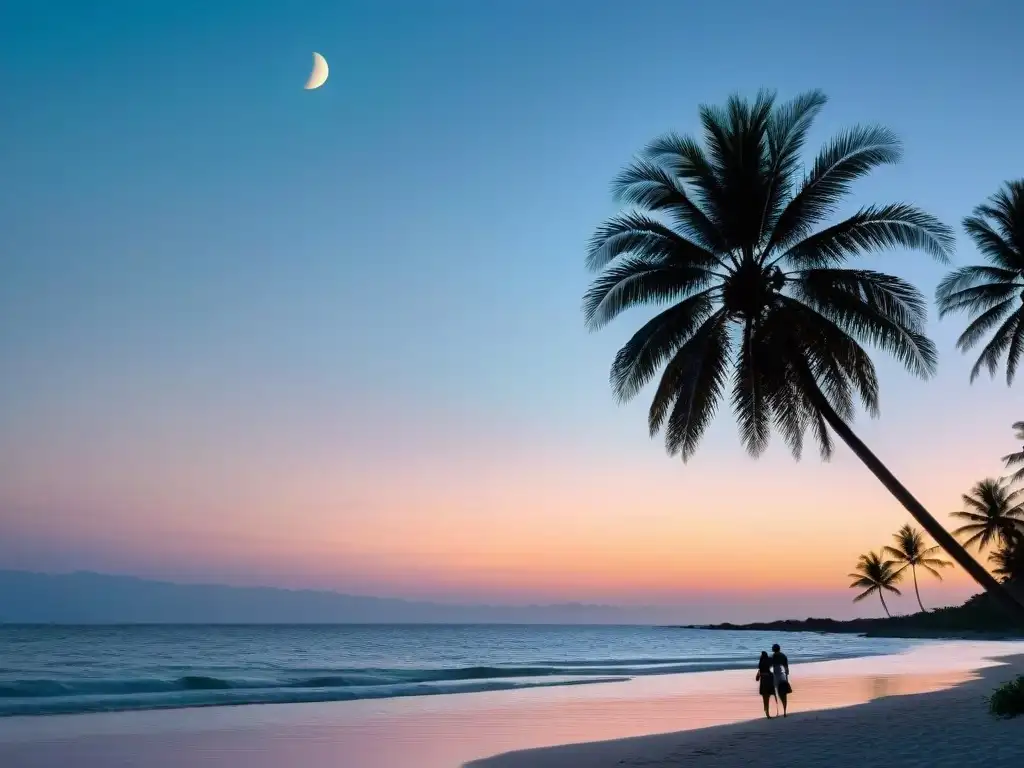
left=473, top=649, right=1024, bottom=768
left=0, top=641, right=1020, bottom=768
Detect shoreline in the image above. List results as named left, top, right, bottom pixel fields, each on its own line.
left=685, top=597, right=1024, bottom=640
left=471, top=651, right=1024, bottom=768
left=1, top=640, right=1021, bottom=768
left=679, top=624, right=1024, bottom=640
left=0, top=628, right=922, bottom=718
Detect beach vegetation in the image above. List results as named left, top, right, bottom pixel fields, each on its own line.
left=882, top=524, right=951, bottom=612
left=935, top=180, right=1024, bottom=386
left=950, top=478, right=1024, bottom=551
left=988, top=675, right=1024, bottom=718
left=848, top=551, right=903, bottom=617
left=583, top=89, right=1024, bottom=623
left=989, top=535, right=1024, bottom=583
left=1001, top=420, right=1024, bottom=486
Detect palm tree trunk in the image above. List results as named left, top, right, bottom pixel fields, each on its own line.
left=809, top=389, right=1024, bottom=626
left=912, top=565, right=925, bottom=613
left=879, top=591, right=891, bottom=618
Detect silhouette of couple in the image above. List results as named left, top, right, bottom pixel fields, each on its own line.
left=755, top=643, right=792, bottom=718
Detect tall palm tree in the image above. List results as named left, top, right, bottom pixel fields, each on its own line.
left=950, top=478, right=1024, bottom=551
left=881, top=524, right=951, bottom=612
left=582, top=89, right=1024, bottom=622
left=1002, top=421, right=1024, bottom=485
left=849, top=552, right=903, bottom=617
left=935, top=180, right=1024, bottom=384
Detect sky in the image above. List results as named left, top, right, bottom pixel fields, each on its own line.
left=1, top=0, right=1023, bottom=621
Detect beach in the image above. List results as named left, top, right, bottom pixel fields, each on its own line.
left=0, top=639, right=1021, bottom=767
left=474, top=651, right=1024, bottom=768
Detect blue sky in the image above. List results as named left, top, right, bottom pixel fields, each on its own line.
left=2, top=0, right=1023, bottom=616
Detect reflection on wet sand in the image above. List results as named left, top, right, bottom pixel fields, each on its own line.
left=0, top=643, right=1017, bottom=768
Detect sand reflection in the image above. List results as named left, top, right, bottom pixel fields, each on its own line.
left=0, top=643, right=1017, bottom=768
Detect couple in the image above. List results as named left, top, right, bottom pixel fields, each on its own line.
left=755, top=643, right=792, bottom=718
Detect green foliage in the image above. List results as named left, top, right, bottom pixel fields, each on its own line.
left=988, top=675, right=1024, bottom=718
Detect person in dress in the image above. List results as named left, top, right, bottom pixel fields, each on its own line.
left=755, top=651, right=774, bottom=718
left=771, top=643, right=792, bottom=716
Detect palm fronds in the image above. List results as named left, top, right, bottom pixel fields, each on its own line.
left=936, top=180, right=1024, bottom=384
left=951, top=478, right=1024, bottom=551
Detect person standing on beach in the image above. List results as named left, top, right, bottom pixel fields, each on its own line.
left=771, top=644, right=792, bottom=716
left=755, top=651, right=774, bottom=718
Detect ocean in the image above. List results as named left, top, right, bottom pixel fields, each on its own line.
left=0, top=624, right=919, bottom=717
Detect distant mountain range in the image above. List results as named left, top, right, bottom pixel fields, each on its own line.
left=0, top=570, right=675, bottom=624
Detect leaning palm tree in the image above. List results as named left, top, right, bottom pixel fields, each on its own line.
left=935, top=180, right=1024, bottom=384
left=882, top=524, right=951, bottom=612
left=849, top=552, right=903, bottom=617
left=950, top=478, right=1024, bottom=552
left=583, top=89, right=1024, bottom=622
left=1002, top=421, right=1024, bottom=485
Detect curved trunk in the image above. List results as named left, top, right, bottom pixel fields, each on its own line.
left=878, top=590, right=891, bottom=618
left=911, top=564, right=925, bottom=613
left=810, top=390, right=1024, bottom=626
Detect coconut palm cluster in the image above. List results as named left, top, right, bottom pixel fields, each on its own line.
left=583, top=89, right=1024, bottom=621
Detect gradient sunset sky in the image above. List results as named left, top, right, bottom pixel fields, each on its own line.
left=2, top=0, right=1024, bottom=620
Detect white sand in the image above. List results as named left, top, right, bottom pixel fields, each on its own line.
left=471, top=655, right=1024, bottom=768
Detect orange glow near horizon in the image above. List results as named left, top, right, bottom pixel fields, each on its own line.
left=0, top=394, right=1003, bottom=614
left=5, top=0, right=1024, bottom=625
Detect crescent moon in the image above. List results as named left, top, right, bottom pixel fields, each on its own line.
left=304, top=52, right=329, bottom=90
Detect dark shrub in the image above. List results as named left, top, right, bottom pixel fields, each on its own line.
left=988, top=675, right=1024, bottom=718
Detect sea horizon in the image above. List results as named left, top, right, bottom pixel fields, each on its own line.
left=0, top=569, right=977, bottom=626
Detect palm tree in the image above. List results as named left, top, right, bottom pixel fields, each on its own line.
left=881, top=524, right=951, bottom=612
left=1002, top=421, right=1024, bottom=485
left=582, top=89, right=1024, bottom=623
left=935, top=180, right=1024, bottom=384
left=950, top=478, right=1024, bottom=551
left=990, top=536, right=1024, bottom=583
left=849, top=552, right=903, bottom=617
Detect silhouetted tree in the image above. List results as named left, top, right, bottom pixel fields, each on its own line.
left=583, top=89, right=1024, bottom=622
left=950, top=478, right=1024, bottom=552
left=882, top=524, right=951, bottom=612
left=990, top=536, right=1024, bottom=584
left=849, top=552, right=903, bottom=617
left=1002, top=421, right=1024, bottom=485
left=936, top=180, right=1024, bottom=384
